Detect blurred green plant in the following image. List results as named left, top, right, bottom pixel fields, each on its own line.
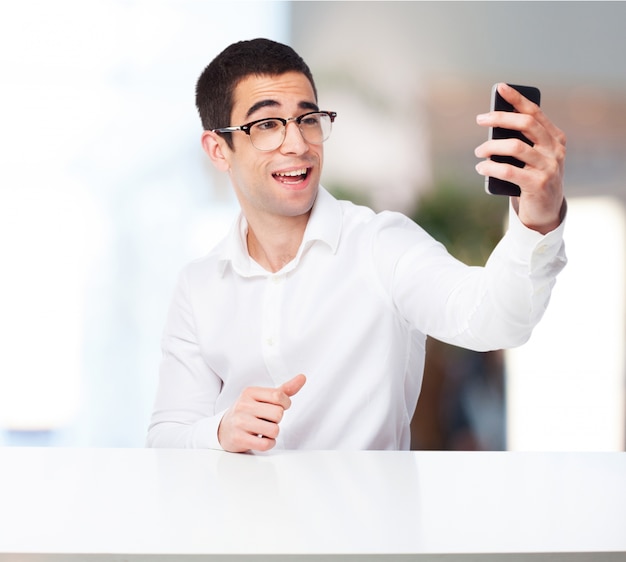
left=411, top=181, right=508, bottom=266
left=324, top=183, right=372, bottom=209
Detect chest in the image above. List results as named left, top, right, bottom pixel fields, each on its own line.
left=194, top=252, right=404, bottom=385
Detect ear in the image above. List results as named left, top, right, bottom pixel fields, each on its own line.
left=201, top=130, right=231, bottom=173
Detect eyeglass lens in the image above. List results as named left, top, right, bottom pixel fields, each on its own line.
left=250, top=113, right=332, bottom=151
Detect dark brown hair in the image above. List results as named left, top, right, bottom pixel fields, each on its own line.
left=195, top=38, right=317, bottom=149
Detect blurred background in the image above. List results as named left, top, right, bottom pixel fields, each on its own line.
left=1, top=1, right=624, bottom=450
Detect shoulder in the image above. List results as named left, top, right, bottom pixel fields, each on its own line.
left=177, top=235, right=231, bottom=289
left=328, top=196, right=448, bottom=285
left=337, top=197, right=433, bottom=248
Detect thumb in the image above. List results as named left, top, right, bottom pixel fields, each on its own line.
left=280, top=373, right=306, bottom=397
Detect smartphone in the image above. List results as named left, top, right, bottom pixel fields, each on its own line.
left=485, top=83, right=541, bottom=196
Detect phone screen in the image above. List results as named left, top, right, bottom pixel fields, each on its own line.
left=486, top=84, right=541, bottom=196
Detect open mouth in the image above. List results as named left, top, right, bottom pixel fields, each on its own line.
left=272, top=167, right=310, bottom=185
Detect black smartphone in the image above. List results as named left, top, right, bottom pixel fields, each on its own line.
left=485, top=83, right=541, bottom=196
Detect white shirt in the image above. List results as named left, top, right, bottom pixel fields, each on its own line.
left=147, top=187, right=566, bottom=450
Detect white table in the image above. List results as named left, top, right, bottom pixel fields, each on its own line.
left=0, top=448, right=624, bottom=561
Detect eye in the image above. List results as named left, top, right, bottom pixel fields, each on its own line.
left=254, top=119, right=281, bottom=132
left=300, top=114, right=321, bottom=127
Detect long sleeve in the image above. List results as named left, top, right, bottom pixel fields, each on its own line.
left=386, top=202, right=567, bottom=351
left=146, top=268, right=225, bottom=449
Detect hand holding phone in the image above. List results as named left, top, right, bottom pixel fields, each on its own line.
left=485, top=83, right=541, bottom=196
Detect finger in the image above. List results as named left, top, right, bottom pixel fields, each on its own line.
left=250, top=417, right=281, bottom=440
left=232, top=390, right=289, bottom=425
left=231, top=431, right=277, bottom=453
left=475, top=84, right=537, bottom=129
left=254, top=401, right=285, bottom=424
left=496, top=82, right=539, bottom=113
left=280, top=373, right=307, bottom=398
left=245, top=385, right=292, bottom=409
left=252, top=435, right=277, bottom=452
left=475, top=135, right=535, bottom=161
left=475, top=157, right=534, bottom=187
left=489, top=84, right=566, bottom=147
left=476, top=110, right=540, bottom=148
left=497, top=83, right=564, bottom=144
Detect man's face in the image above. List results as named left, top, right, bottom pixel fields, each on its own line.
left=217, top=71, right=324, bottom=224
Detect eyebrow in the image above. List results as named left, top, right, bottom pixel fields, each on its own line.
left=245, top=99, right=319, bottom=119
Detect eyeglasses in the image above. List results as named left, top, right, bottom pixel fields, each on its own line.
left=212, top=111, right=337, bottom=151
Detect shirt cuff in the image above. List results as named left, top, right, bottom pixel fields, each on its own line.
left=506, top=199, right=567, bottom=259
left=191, top=410, right=227, bottom=450
left=485, top=200, right=567, bottom=287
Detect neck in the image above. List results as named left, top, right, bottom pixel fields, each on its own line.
left=246, top=213, right=309, bottom=273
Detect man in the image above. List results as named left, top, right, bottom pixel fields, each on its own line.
left=147, top=38, right=567, bottom=453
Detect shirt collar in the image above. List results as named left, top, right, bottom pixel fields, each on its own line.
left=218, top=186, right=342, bottom=277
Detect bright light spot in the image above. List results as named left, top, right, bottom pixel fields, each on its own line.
left=507, top=197, right=626, bottom=451
left=0, top=0, right=287, bottom=441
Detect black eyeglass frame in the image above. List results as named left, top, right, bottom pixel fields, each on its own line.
left=212, top=110, right=337, bottom=150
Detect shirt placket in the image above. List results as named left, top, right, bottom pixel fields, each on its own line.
left=262, top=272, right=290, bottom=386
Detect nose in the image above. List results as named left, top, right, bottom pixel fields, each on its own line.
left=280, top=120, right=309, bottom=155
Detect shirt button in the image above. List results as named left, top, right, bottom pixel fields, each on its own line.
left=536, top=244, right=548, bottom=254
left=271, top=275, right=284, bottom=284
left=266, top=337, right=275, bottom=346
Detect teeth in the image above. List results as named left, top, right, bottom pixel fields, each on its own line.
left=275, top=168, right=307, bottom=177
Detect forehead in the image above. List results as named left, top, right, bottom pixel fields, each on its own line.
left=231, top=71, right=317, bottom=120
